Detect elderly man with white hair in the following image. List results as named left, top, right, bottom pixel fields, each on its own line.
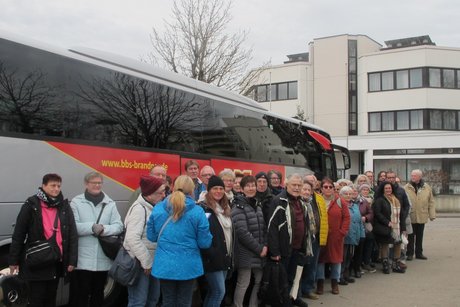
left=404, top=169, right=436, bottom=260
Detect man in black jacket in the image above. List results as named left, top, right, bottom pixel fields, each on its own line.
left=255, top=171, right=273, bottom=226
left=268, top=173, right=309, bottom=307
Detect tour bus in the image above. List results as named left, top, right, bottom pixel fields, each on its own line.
left=0, top=30, right=350, bottom=305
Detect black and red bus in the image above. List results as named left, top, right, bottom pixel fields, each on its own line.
left=0, top=30, right=350, bottom=305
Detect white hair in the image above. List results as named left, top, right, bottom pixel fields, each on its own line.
left=285, top=173, right=303, bottom=185
left=339, top=186, right=353, bottom=196
left=411, top=169, right=423, bottom=177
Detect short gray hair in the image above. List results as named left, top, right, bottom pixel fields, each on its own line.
left=84, top=172, right=103, bottom=183
left=411, top=169, right=423, bottom=177
left=219, top=169, right=235, bottom=180
left=285, top=173, right=303, bottom=185
left=339, top=186, right=353, bottom=196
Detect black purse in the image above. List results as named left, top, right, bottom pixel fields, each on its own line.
left=25, top=212, right=61, bottom=269
left=96, top=203, right=124, bottom=260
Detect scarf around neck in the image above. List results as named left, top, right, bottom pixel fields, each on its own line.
left=37, top=187, right=63, bottom=208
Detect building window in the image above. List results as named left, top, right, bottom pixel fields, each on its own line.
left=369, top=109, right=460, bottom=132
left=369, top=66, right=460, bottom=92
left=348, top=39, right=358, bottom=135
left=251, top=81, right=298, bottom=102
left=382, top=72, right=394, bottom=90
left=369, top=73, right=381, bottom=91
left=429, top=68, right=441, bottom=87
left=396, top=70, right=409, bottom=89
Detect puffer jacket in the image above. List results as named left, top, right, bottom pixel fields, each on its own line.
left=147, top=195, right=212, bottom=280
left=404, top=181, right=436, bottom=224
left=345, top=200, right=365, bottom=246
left=9, top=195, right=78, bottom=281
left=314, top=193, right=328, bottom=246
left=70, top=192, right=123, bottom=271
left=123, top=194, right=155, bottom=270
left=231, top=195, right=266, bottom=269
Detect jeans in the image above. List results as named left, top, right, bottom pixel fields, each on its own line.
left=233, top=268, right=263, bottom=307
left=316, top=263, right=341, bottom=281
left=160, top=279, right=195, bottom=307
left=407, top=223, right=425, bottom=256
left=301, top=238, right=320, bottom=295
left=203, top=270, right=227, bottom=307
left=127, top=270, right=160, bottom=307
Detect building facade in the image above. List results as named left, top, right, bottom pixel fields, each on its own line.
left=247, top=34, right=460, bottom=211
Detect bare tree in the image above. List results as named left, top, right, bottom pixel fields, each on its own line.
left=0, top=62, right=56, bottom=133
left=149, top=0, right=256, bottom=92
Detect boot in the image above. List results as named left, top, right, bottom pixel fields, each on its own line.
left=382, top=258, right=390, bottom=274
left=392, top=260, right=406, bottom=273
left=331, top=279, right=339, bottom=295
left=316, top=279, right=324, bottom=295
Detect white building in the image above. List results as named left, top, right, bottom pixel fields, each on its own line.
left=248, top=34, right=460, bottom=211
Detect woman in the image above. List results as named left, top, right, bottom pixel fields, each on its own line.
left=300, top=180, right=328, bottom=300
left=357, top=184, right=376, bottom=273
left=341, top=186, right=365, bottom=284
left=200, top=176, right=233, bottom=307
left=232, top=175, right=267, bottom=307
left=219, top=169, right=236, bottom=203
left=70, top=172, right=124, bottom=307
left=147, top=175, right=212, bottom=306
left=124, top=176, right=165, bottom=307
left=268, top=169, right=284, bottom=195
left=9, top=174, right=78, bottom=307
left=372, top=181, right=405, bottom=274
left=316, top=178, right=350, bottom=295
left=232, top=173, right=244, bottom=197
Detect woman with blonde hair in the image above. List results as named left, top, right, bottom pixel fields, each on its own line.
left=147, top=175, right=212, bottom=306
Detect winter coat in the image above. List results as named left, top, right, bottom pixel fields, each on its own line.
left=318, top=197, right=350, bottom=264
left=194, top=179, right=206, bottom=201
left=231, top=195, right=266, bottom=269
left=358, top=197, right=373, bottom=223
left=147, top=195, right=212, bottom=280
left=394, top=184, right=410, bottom=232
left=344, top=201, right=365, bottom=246
left=257, top=189, right=274, bottom=225
left=404, top=181, right=436, bottom=224
left=200, top=204, right=233, bottom=273
left=70, top=192, right=123, bottom=271
left=372, top=196, right=397, bottom=244
left=9, top=195, right=78, bottom=281
left=267, top=190, right=308, bottom=259
left=314, top=193, right=329, bottom=246
left=123, top=194, right=155, bottom=270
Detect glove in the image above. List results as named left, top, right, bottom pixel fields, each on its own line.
left=92, top=224, right=104, bottom=236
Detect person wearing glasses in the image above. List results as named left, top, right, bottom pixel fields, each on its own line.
left=127, top=165, right=167, bottom=207
left=316, top=178, right=350, bottom=295
left=70, top=172, right=123, bottom=307
left=197, top=165, right=216, bottom=202
left=124, top=176, right=165, bottom=307
left=267, top=170, right=284, bottom=196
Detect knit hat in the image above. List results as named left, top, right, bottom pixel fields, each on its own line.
left=140, top=175, right=164, bottom=196
left=358, top=183, right=371, bottom=193
left=207, top=175, right=225, bottom=191
left=255, top=171, right=268, bottom=181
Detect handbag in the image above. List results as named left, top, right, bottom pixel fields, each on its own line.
left=24, top=212, right=61, bottom=269
left=364, top=222, right=373, bottom=233
left=96, top=203, right=124, bottom=260
left=108, top=246, right=141, bottom=286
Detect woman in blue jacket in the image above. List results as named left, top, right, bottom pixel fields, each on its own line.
left=147, top=175, right=212, bottom=307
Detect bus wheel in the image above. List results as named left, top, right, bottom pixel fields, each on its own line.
left=103, top=277, right=127, bottom=307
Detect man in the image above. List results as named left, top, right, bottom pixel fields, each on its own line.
left=255, top=171, right=273, bottom=224
left=364, top=171, right=374, bottom=187
left=268, top=170, right=284, bottom=195
left=300, top=174, right=328, bottom=300
left=197, top=165, right=215, bottom=201
left=268, top=173, right=310, bottom=307
left=184, top=160, right=206, bottom=201
left=404, top=169, right=436, bottom=260
left=128, top=165, right=167, bottom=206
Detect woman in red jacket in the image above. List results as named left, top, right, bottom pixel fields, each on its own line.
left=315, top=178, right=350, bottom=295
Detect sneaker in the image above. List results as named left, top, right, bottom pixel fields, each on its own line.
left=362, top=264, right=377, bottom=273
left=302, top=292, right=319, bottom=300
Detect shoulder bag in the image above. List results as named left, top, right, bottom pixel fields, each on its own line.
left=25, top=211, right=61, bottom=269
left=96, top=203, right=124, bottom=260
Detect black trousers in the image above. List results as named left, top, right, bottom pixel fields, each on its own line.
left=28, top=278, right=60, bottom=307
left=70, top=270, right=108, bottom=307
left=407, top=223, right=425, bottom=257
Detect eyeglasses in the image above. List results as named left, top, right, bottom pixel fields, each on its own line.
left=88, top=181, right=103, bottom=185
left=322, top=185, right=334, bottom=189
left=201, top=173, right=213, bottom=177
left=270, top=177, right=280, bottom=181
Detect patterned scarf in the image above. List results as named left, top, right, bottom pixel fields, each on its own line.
left=305, top=196, right=316, bottom=256
left=386, top=194, right=401, bottom=242
left=36, top=187, right=63, bottom=208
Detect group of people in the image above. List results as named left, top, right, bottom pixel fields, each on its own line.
left=8, top=161, right=436, bottom=307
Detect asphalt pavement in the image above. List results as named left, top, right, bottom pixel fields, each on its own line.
left=302, top=215, right=460, bottom=307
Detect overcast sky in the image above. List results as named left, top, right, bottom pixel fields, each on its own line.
left=1, top=0, right=459, bottom=68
